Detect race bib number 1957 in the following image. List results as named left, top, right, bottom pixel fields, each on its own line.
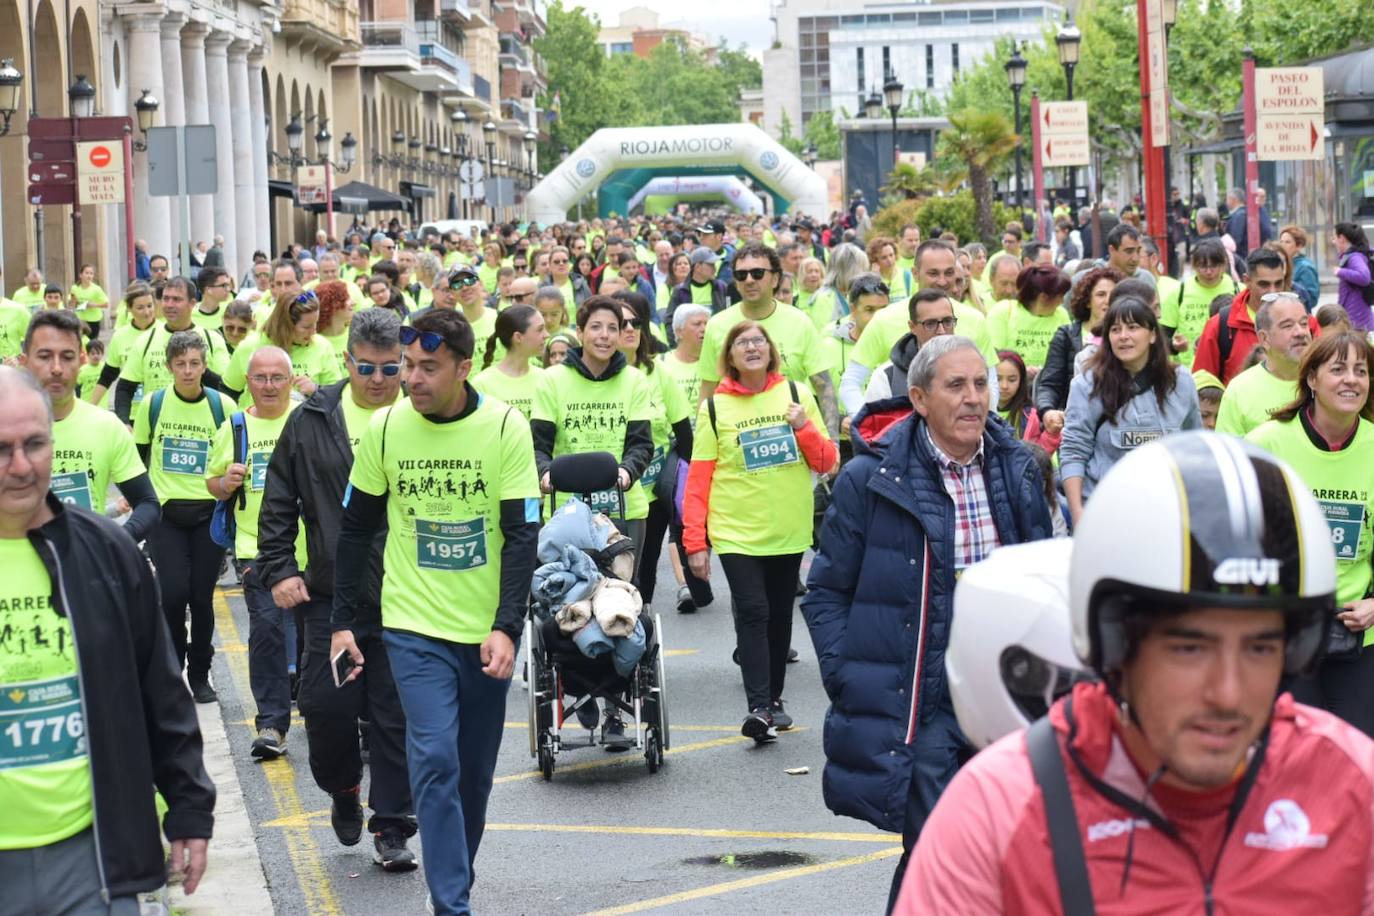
left=416, top=517, right=488, bottom=571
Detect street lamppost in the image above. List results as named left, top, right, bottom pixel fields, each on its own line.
left=0, top=58, right=23, bottom=136
left=131, top=89, right=158, bottom=151
left=1005, top=43, right=1028, bottom=211
left=523, top=129, right=538, bottom=194
left=883, top=72, right=904, bottom=177
left=1056, top=15, right=1082, bottom=199
left=67, top=74, right=96, bottom=272
left=390, top=129, right=406, bottom=187
left=482, top=118, right=497, bottom=224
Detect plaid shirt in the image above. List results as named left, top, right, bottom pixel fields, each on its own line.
left=925, top=427, right=1001, bottom=571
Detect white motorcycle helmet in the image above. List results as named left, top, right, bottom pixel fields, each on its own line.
left=1071, top=432, right=1335, bottom=679
left=948, top=539, right=1091, bottom=749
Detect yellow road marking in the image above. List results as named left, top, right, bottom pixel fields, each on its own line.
left=214, top=590, right=342, bottom=916
left=583, top=846, right=904, bottom=915
left=662, top=648, right=698, bottom=657
left=501, top=721, right=743, bottom=732
left=485, top=823, right=898, bottom=844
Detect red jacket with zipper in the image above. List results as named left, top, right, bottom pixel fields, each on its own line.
left=898, top=682, right=1374, bottom=914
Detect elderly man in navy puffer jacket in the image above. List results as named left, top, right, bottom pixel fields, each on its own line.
left=801, top=335, right=1052, bottom=913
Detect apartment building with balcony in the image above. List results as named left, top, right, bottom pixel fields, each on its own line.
left=332, top=0, right=541, bottom=225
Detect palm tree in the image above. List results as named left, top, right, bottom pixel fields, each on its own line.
left=881, top=161, right=939, bottom=203
left=935, top=110, right=1019, bottom=246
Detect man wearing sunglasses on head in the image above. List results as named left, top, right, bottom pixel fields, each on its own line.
left=410, top=265, right=504, bottom=370
left=331, top=308, right=540, bottom=914
left=255, top=308, right=419, bottom=873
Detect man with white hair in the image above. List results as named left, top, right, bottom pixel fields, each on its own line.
left=300, top=257, right=319, bottom=285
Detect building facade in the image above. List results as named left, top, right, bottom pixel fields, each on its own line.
left=595, top=6, right=708, bottom=59
left=763, top=0, right=1063, bottom=135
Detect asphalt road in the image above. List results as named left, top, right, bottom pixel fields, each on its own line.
left=210, top=551, right=901, bottom=916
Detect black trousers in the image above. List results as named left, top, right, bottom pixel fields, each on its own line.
left=146, top=514, right=223, bottom=682
left=1289, top=647, right=1374, bottom=738
left=637, top=495, right=712, bottom=606
left=297, top=597, right=415, bottom=836
left=719, top=552, right=803, bottom=711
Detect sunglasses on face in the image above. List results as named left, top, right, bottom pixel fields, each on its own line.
left=450, top=273, right=481, bottom=288
left=348, top=354, right=403, bottom=377
left=736, top=267, right=771, bottom=281
left=399, top=326, right=445, bottom=352
left=621, top=317, right=642, bottom=329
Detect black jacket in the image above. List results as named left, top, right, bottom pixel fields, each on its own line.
left=1034, top=321, right=1085, bottom=415
left=256, top=381, right=385, bottom=618
left=27, top=496, right=215, bottom=897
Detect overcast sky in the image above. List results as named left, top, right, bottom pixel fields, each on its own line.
left=566, top=0, right=774, bottom=55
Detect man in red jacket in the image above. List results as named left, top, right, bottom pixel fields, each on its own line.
left=1192, top=247, right=1316, bottom=384
left=898, top=433, right=1374, bottom=914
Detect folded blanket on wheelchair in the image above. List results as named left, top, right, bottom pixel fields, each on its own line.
left=535, top=499, right=647, bottom=671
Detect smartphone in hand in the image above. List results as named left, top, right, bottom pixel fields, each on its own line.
left=331, top=648, right=356, bottom=688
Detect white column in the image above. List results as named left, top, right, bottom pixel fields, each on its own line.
left=228, top=40, right=255, bottom=280
left=248, top=50, right=270, bottom=257
left=181, top=22, right=213, bottom=251
left=204, top=31, right=237, bottom=274
left=159, top=13, right=186, bottom=128
left=126, top=14, right=171, bottom=263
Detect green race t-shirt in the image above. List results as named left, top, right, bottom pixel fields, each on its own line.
left=881, top=268, right=915, bottom=305
left=99, top=323, right=151, bottom=410
left=224, top=332, right=343, bottom=392
left=853, top=299, right=997, bottom=370
left=692, top=380, right=826, bottom=555
left=113, top=323, right=230, bottom=396
left=532, top=362, right=654, bottom=519
left=10, top=286, right=44, bottom=312
left=472, top=365, right=544, bottom=422
left=340, top=385, right=385, bottom=450
left=658, top=352, right=703, bottom=425
left=322, top=331, right=349, bottom=379
left=986, top=300, right=1071, bottom=369
left=69, top=283, right=108, bottom=324
left=0, top=301, right=30, bottom=359
left=1159, top=275, right=1238, bottom=364
left=190, top=305, right=226, bottom=332
left=697, top=302, right=825, bottom=392
left=349, top=394, right=540, bottom=642
left=51, top=400, right=145, bottom=512
left=796, top=287, right=838, bottom=330
left=0, top=538, right=93, bottom=849
left=1247, top=416, right=1374, bottom=643
left=819, top=327, right=857, bottom=425
left=207, top=406, right=305, bottom=562
left=688, top=282, right=715, bottom=307
left=132, top=387, right=234, bottom=503
left=1215, top=363, right=1298, bottom=438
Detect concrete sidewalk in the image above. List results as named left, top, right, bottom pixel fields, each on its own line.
left=164, top=692, right=275, bottom=914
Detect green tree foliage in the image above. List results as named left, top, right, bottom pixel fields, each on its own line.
left=802, top=110, right=842, bottom=160
left=872, top=199, right=924, bottom=239
left=882, top=162, right=940, bottom=202
left=936, top=111, right=1020, bottom=244
left=776, top=109, right=805, bottom=155
left=537, top=3, right=766, bottom=162
left=910, top=193, right=1019, bottom=246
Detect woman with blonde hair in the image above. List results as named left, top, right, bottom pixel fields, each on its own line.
left=224, top=288, right=343, bottom=397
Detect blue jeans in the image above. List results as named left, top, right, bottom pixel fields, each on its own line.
left=383, top=630, right=510, bottom=915
left=241, top=561, right=292, bottom=734
left=885, top=703, right=969, bottom=913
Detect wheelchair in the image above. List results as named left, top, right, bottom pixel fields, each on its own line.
left=525, top=451, right=671, bottom=780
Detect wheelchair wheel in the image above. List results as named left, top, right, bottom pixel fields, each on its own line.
left=644, top=725, right=663, bottom=773
left=651, top=613, right=670, bottom=751
left=539, top=744, right=555, bottom=781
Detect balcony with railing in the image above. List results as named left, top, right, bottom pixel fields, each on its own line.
left=474, top=74, right=492, bottom=103
left=498, top=36, right=529, bottom=68
left=460, top=0, right=497, bottom=30
left=281, top=0, right=360, bottom=49
left=358, top=20, right=421, bottom=69
left=416, top=21, right=474, bottom=94
left=439, top=0, right=471, bottom=20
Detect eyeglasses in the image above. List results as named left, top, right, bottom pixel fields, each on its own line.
left=0, top=435, right=52, bottom=470
left=732, top=336, right=769, bottom=350
left=248, top=374, right=291, bottom=386
left=736, top=267, right=771, bottom=282
left=917, top=316, right=959, bottom=333
left=551, top=258, right=569, bottom=265
left=622, top=317, right=642, bottom=329
left=449, top=273, right=481, bottom=288
left=348, top=354, right=403, bottom=376
left=399, top=326, right=445, bottom=352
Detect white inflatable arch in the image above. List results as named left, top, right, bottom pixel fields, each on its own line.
left=625, top=176, right=765, bottom=214
left=525, top=124, right=827, bottom=225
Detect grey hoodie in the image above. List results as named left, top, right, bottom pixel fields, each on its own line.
left=1060, top=364, right=1201, bottom=498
